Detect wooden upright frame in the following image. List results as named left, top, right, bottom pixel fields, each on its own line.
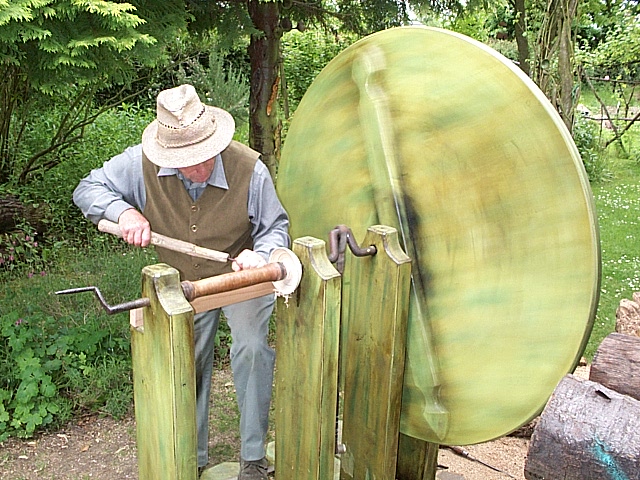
left=131, top=264, right=198, bottom=480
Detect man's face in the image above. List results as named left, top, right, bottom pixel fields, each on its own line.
left=178, top=157, right=215, bottom=183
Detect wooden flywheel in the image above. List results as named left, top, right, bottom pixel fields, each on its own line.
left=276, top=26, right=601, bottom=446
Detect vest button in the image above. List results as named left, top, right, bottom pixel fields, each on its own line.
left=191, top=205, right=197, bottom=212
left=191, top=224, right=198, bottom=233
left=193, top=263, right=200, bottom=269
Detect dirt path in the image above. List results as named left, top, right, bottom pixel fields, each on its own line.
left=0, top=419, right=529, bottom=480
left=0, top=416, right=528, bottom=479
left=0, top=368, right=239, bottom=480
left=0, top=414, right=138, bottom=479
left=2, top=366, right=590, bottom=479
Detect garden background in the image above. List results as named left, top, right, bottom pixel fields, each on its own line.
left=0, top=0, right=638, bottom=452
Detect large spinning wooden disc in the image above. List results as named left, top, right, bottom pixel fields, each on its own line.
left=277, top=26, right=600, bottom=445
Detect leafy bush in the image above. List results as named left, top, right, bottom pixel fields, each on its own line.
left=10, top=103, right=154, bottom=247
left=0, top=240, right=156, bottom=440
left=0, top=224, right=50, bottom=275
left=175, top=48, right=250, bottom=128
left=573, top=114, right=613, bottom=183
left=281, top=29, right=356, bottom=113
left=0, top=308, right=131, bottom=440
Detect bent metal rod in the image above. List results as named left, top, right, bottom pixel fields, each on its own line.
left=56, top=261, right=289, bottom=315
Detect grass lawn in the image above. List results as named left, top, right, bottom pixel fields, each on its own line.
left=588, top=155, right=640, bottom=358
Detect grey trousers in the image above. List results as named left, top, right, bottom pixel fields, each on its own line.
left=193, top=294, right=275, bottom=467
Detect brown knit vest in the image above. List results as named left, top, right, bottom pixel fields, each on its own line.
left=143, top=141, right=257, bottom=281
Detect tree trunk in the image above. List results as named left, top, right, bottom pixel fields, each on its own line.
left=533, top=0, right=578, bottom=132
left=589, top=332, right=640, bottom=401
left=557, top=0, right=578, bottom=132
left=0, top=65, right=29, bottom=185
left=524, top=375, right=640, bottom=480
left=533, top=0, right=558, bottom=98
left=514, top=0, right=530, bottom=76
left=247, top=0, right=282, bottom=181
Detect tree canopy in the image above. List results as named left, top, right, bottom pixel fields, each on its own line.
left=0, top=0, right=186, bottom=184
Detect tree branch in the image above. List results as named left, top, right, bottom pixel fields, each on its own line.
left=582, top=72, right=625, bottom=151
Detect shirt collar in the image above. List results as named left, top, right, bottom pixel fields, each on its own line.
left=157, top=154, right=228, bottom=190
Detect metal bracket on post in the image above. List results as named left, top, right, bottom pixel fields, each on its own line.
left=339, top=225, right=412, bottom=479
left=327, top=224, right=377, bottom=274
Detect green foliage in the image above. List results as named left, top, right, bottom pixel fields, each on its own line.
left=485, top=38, right=519, bottom=63
left=175, top=45, right=250, bottom=128
left=0, top=0, right=187, bottom=185
left=578, top=5, right=640, bottom=78
left=334, top=0, right=411, bottom=34
left=281, top=29, right=355, bottom=113
left=0, top=0, right=182, bottom=91
left=8, top=102, right=153, bottom=245
left=573, top=114, right=612, bottom=183
left=213, top=318, right=232, bottom=368
left=0, top=304, right=131, bottom=439
left=0, top=223, right=50, bottom=274
left=0, top=240, right=157, bottom=439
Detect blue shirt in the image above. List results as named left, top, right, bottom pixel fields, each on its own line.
left=73, top=144, right=290, bottom=260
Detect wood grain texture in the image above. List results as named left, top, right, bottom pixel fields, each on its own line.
left=589, top=332, right=640, bottom=401
left=132, top=264, right=197, bottom=480
left=98, top=219, right=230, bottom=263
left=180, top=263, right=283, bottom=301
left=277, top=26, right=600, bottom=445
left=524, top=375, right=640, bottom=480
left=274, top=237, right=342, bottom=480
left=340, top=226, right=411, bottom=480
left=396, top=433, right=438, bottom=480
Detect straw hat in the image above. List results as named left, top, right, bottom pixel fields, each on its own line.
left=142, top=84, right=235, bottom=168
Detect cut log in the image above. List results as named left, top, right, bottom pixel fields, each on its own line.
left=589, top=332, right=640, bottom=401
left=0, top=194, right=26, bottom=232
left=0, top=194, right=48, bottom=234
left=524, top=374, right=640, bottom=480
left=616, top=294, right=640, bottom=336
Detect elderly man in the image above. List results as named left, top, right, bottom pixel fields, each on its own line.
left=73, top=84, right=289, bottom=480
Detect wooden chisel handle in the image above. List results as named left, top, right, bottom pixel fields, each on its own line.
left=97, top=219, right=231, bottom=263
left=181, top=262, right=286, bottom=301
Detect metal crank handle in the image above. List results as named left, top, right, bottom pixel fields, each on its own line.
left=98, top=219, right=231, bottom=263
left=55, top=247, right=303, bottom=314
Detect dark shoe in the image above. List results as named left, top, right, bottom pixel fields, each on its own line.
left=198, top=465, right=206, bottom=478
left=238, top=457, right=269, bottom=480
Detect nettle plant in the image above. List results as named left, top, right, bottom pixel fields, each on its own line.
left=0, top=227, right=48, bottom=275
left=0, top=309, right=130, bottom=440
left=0, top=311, right=68, bottom=439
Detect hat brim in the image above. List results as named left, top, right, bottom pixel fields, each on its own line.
left=141, top=106, right=235, bottom=168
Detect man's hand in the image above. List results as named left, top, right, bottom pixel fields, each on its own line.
left=232, top=249, right=266, bottom=272
left=118, top=209, right=151, bottom=247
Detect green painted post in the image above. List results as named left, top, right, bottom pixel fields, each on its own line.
left=275, top=237, right=342, bottom=480
left=396, top=433, right=439, bottom=480
left=131, top=263, right=198, bottom=480
left=339, top=225, right=412, bottom=480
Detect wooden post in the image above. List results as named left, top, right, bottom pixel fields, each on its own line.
left=524, top=374, right=640, bottom=480
left=131, top=263, right=197, bottom=480
left=340, top=225, right=411, bottom=480
left=396, top=433, right=438, bottom=480
left=589, top=332, right=640, bottom=401
left=275, top=237, right=342, bottom=480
